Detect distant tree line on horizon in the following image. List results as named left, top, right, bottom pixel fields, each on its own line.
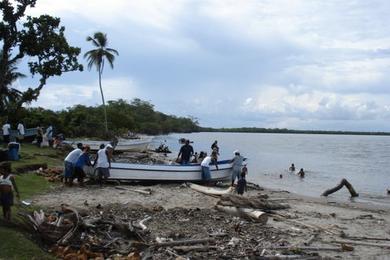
left=3, top=98, right=200, bottom=137
left=199, top=127, right=390, bottom=136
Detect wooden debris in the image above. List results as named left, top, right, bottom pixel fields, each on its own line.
left=215, top=205, right=268, bottom=224
left=321, top=178, right=359, bottom=197
left=263, top=246, right=342, bottom=252
left=114, top=186, right=152, bottom=195
left=341, top=234, right=390, bottom=241
left=332, top=239, right=390, bottom=248
left=188, top=183, right=233, bottom=196
left=173, top=245, right=218, bottom=253
left=154, top=238, right=215, bottom=248
left=217, top=194, right=289, bottom=211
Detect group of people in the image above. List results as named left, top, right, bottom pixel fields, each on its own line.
left=1, top=122, right=25, bottom=145
left=1, top=121, right=54, bottom=148
left=177, top=139, right=248, bottom=195
left=289, top=163, right=305, bottom=178
left=64, top=143, right=113, bottom=187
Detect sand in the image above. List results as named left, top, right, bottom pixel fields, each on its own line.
left=32, top=182, right=390, bottom=259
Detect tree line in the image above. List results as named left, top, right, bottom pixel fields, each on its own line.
left=4, top=98, right=199, bottom=137
left=200, top=127, right=390, bottom=136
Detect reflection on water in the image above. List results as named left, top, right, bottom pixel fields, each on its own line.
left=153, top=132, right=390, bottom=206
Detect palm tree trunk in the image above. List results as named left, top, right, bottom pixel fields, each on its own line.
left=98, top=65, right=108, bottom=133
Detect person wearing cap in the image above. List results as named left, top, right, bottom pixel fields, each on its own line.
left=73, top=145, right=92, bottom=186
left=93, top=143, right=113, bottom=187
left=177, top=139, right=194, bottom=165
left=63, top=143, right=83, bottom=186
left=230, top=150, right=244, bottom=186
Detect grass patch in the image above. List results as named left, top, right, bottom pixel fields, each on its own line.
left=15, top=173, right=54, bottom=200
left=0, top=226, right=54, bottom=260
left=0, top=144, right=63, bottom=260
left=11, top=143, right=65, bottom=171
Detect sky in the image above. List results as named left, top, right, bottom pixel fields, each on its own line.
left=15, top=0, right=390, bottom=131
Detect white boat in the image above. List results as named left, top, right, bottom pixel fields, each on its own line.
left=67, top=137, right=153, bottom=152
left=107, top=160, right=234, bottom=181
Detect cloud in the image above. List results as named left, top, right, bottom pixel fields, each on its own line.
left=27, top=77, right=139, bottom=110
left=17, top=0, right=390, bottom=131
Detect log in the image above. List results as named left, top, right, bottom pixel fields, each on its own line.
left=341, top=234, right=390, bottom=241
left=332, top=239, right=390, bottom=248
left=321, top=178, right=359, bottom=197
left=217, top=194, right=289, bottom=210
left=173, top=245, right=218, bottom=253
left=188, top=183, right=233, bottom=196
left=215, top=205, right=268, bottom=224
left=115, top=186, right=152, bottom=195
left=154, top=238, right=215, bottom=248
left=264, top=246, right=342, bottom=252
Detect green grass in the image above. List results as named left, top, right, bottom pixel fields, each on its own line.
left=11, top=143, right=65, bottom=171
left=0, top=227, right=55, bottom=260
left=0, top=144, right=63, bottom=260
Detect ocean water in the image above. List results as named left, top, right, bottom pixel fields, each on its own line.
left=152, top=132, right=390, bottom=205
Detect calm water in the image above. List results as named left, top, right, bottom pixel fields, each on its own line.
left=152, top=132, right=390, bottom=205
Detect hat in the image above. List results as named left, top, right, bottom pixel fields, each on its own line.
left=234, top=150, right=239, bottom=155
left=106, top=144, right=113, bottom=149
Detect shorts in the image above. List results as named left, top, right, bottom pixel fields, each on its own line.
left=97, top=167, right=110, bottom=178
left=64, top=161, right=74, bottom=178
left=0, top=191, right=14, bottom=206
left=201, top=166, right=211, bottom=181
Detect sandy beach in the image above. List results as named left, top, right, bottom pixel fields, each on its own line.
left=31, top=182, right=390, bottom=259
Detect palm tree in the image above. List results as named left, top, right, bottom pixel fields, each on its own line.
left=84, top=32, right=119, bottom=133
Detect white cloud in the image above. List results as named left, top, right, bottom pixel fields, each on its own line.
left=27, top=77, right=139, bottom=110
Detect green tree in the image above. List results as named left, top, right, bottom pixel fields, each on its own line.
left=84, top=32, right=119, bottom=133
left=0, top=0, right=83, bottom=116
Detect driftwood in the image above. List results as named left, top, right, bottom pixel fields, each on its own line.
left=264, top=246, right=342, bottom=252
left=271, top=214, right=339, bottom=235
left=115, top=186, right=152, bottom=195
left=188, top=183, right=233, bottom=196
left=215, top=205, right=268, bottom=224
left=304, top=233, right=318, bottom=246
left=173, top=245, right=218, bottom=253
left=341, top=234, right=390, bottom=241
left=321, top=178, right=359, bottom=197
left=154, top=238, right=215, bottom=248
left=217, top=194, right=289, bottom=211
left=332, top=239, right=390, bottom=248
left=256, top=256, right=314, bottom=260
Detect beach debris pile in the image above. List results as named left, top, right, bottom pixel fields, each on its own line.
left=35, top=167, right=63, bottom=182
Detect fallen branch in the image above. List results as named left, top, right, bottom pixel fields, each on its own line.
left=173, top=245, right=218, bottom=253
left=321, top=178, right=359, bottom=197
left=263, top=246, right=342, bottom=252
left=115, top=186, right=152, bottom=195
left=304, top=233, right=318, bottom=246
left=332, top=240, right=390, bottom=248
left=341, top=234, right=390, bottom=241
left=215, top=205, right=268, bottom=224
left=154, top=238, right=215, bottom=248
left=135, top=216, right=152, bottom=231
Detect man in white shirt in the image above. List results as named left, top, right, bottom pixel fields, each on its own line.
left=2, top=122, right=11, bottom=144
left=200, top=151, right=219, bottom=184
left=93, top=144, right=113, bottom=187
left=17, top=122, right=25, bottom=142
left=63, top=143, right=83, bottom=185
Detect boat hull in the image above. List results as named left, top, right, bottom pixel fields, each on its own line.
left=108, top=160, right=233, bottom=181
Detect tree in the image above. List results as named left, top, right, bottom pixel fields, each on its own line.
left=0, top=0, right=83, bottom=116
left=84, top=32, right=119, bottom=133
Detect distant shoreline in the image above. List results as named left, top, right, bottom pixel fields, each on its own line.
left=199, top=127, right=390, bottom=136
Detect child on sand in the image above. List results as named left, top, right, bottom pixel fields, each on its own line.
left=0, top=162, right=20, bottom=221
left=236, top=166, right=248, bottom=195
